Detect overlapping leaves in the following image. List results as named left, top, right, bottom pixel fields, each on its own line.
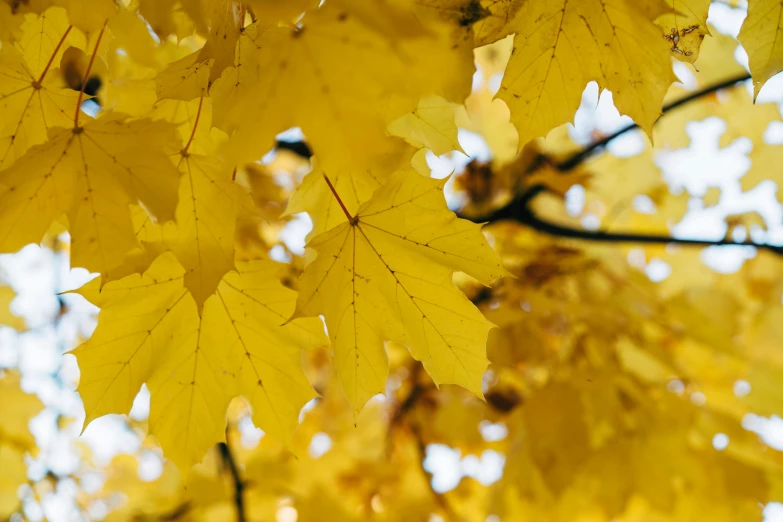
left=2, top=0, right=783, bottom=482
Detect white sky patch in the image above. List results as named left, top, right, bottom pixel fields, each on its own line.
left=423, top=444, right=506, bottom=493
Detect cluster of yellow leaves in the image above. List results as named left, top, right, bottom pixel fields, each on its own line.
left=2, top=0, right=783, bottom=504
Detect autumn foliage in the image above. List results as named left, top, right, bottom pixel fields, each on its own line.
left=3, top=0, right=783, bottom=521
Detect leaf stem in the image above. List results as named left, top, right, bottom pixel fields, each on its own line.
left=182, top=96, right=204, bottom=155
left=74, top=22, right=107, bottom=129
left=322, top=172, right=354, bottom=222
left=37, top=25, right=72, bottom=85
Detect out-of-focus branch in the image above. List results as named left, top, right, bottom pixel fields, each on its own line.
left=556, top=72, right=752, bottom=171
left=467, top=184, right=783, bottom=255
left=464, top=73, right=783, bottom=256
left=134, top=503, right=191, bottom=522
left=218, top=441, right=246, bottom=522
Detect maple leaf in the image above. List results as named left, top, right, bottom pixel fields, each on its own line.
left=387, top=95, right=464, bottom=157
left=656, top=0, right=711, bottom=63
left=155, top=52, right=213, bottom=102
left=197, top=0, right=241, bottom=82
left=413, top=0, right=522, bottom=48
left=139, top=0, right=201, bottom=40
left=293, top=168, right=509, bottom=413
left=738, top=0, right=783, bottom=99
left=0, top=114, right=182, bottom=279
left=284, top=141, right=416, bottom=239
left=496, top=0, right=676, bottom=149
left=163, top=97, right=249, bottom=310
left=0, top=7, right=85, bottom=168
left=211, top=0, right=471, bottom=172
left=73, top=253, right=327, bottom=472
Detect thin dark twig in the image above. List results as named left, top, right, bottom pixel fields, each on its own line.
left=463, top=73, right=783, bottom=256
left=133, top=503, right=191, bottom=522
left=556, top=72, right=752, bottom=171
left=468, top=185, right=783, bottom=255
left=218, top=441, right=246, bottom=522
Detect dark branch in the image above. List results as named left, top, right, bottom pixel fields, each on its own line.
left=556, top=72, right=752, bottom=171
left=218, top=441, right=246, bottom=522
left=133, top=503, right=191, bottom=522
left=463, top=73, right=783, bottom=256
left=475, top=185, right=783, bottom=254
left=275, top=139, right=313, bottom=159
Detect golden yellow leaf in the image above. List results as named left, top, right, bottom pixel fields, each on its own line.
left=155, top=52, right=212, bottom=101
left=212, top=0, right=470, bottom=171
left=139, top=0, right=197, bottom=40
left=283, top=141, right=416, bottom=239
left=0, top=115, right=181, bottom=279
left=294, top=168, right=508, bottom=413
left=0, top=444, right=26, bottom=518
left=197, top=0, right=242, bottom=82
left=738, top=0, right=783, bottom=99
left=0, top=370, right=43, bottom=450
left=165, top=104, right=247, bottom=309
left=0, top=2, right=24, bottom=43
left=455, top=36, right=519, bottom=164
left=73, top=253, right=327, bottom=472
left=107, top=9, right=159, bottom=69
left=244, top=0, right=319, bottom=26
left=0, top=7, right=85, bottom=168
left=656, top=0, right=711, bottom=63
left=53, top=0, right=116, bottom=32
left=0, top=285, right=25, bottom=331
left=497, top=0, right=676, bottom=148
left=412, top=0, right=524, bottom=48
left=388, top=95, right=464, bottom=156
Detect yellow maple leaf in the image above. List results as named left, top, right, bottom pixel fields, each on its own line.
left=0, top=2, right=24, bottom=43
left=155, top=51, right=213, bottom=101
left=283, top=141, right=416, bottom=239
left=738, top=0, right=783, bottom=99
left=164, top=98, right=248, bottom=310
left=53, top=0, right=116, bottom=32
left=0, top=114, right=181, bottom=279
left=293, top=168, right=509, bottom=413
left=212, top=0, right=470, bottom=171
left=139, top=0, right=199, bottom=41
left=656, top=0, right=711, bottom=63
left=245, top=0, right=319, bottom=25
left=72, top=253, right=327, bottom=472
left=387, top=95, right=464, bottom=156
left=197, top=0, right=242, bottom=82
left=0, top=7, right=85, bottom=168
left=497, top=0, right=676, bottom=149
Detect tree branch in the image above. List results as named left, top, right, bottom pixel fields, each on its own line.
left=489, top=185, right=783, bottom=254
left=468, top=184, right=783, bottom=255
left=133, top=503, right=191, bottom=522
left=218, top=441, right=246, bottom=522
left=463, top=73, right=783, bottom=256
left=556, top=72, right=752, bottom=171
